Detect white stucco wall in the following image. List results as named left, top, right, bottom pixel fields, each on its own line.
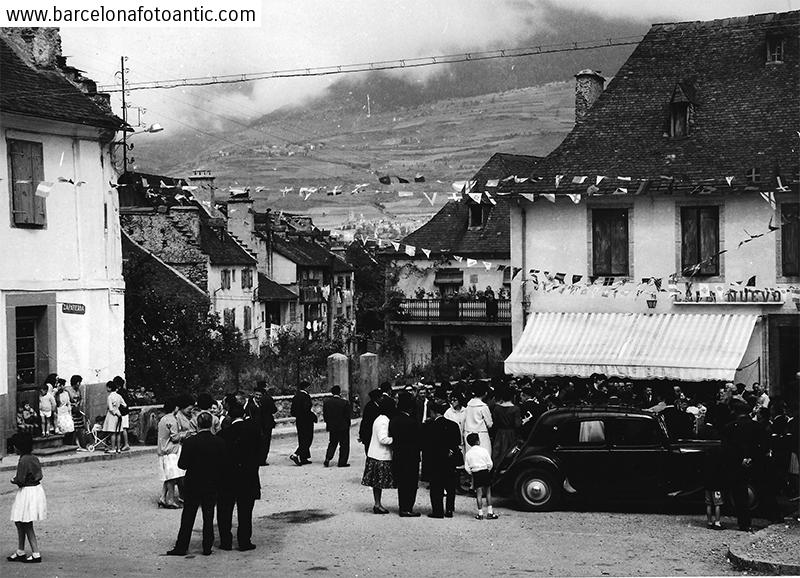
left=208, top=263, right=258, bottom=349
left=0, top=114, right=125, bottom=399
left=272, top=253, right=297, bottom=285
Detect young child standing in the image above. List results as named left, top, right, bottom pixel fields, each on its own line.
left=37, top=384, right=56, bottom=436
left=464, top=432, right=498, bottom=520
left=703, top=447, right=724, bottom=530
left=7, top=432, right=46, bottom=563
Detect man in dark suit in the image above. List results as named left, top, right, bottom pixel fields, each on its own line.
left=421, top=400, right=463, bottom=518
left=322, top=385, right=352, bottom=467
left=359, top=389, right=381, bottom=454
left=390, top=392, right=422, bottom=517
left=166, top=412, right=227, bottom=556
left=722, top=400, right=769, bottom=531
left=217, top=403, right=261, bottom=551
left=245, top=382, right=278, bottom=466
left=290, top=381, right=316, bottom=466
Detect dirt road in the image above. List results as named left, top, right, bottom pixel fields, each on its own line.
left=1, top=431, right=750, bottom=577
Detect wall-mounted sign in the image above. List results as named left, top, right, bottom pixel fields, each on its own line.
left=62, top=303, right=86, bottom=315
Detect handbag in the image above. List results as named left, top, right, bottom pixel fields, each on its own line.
left=118, top=404, right=130, bottom=416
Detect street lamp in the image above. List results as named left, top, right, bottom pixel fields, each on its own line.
left=118, top=123, right=164, bottom=173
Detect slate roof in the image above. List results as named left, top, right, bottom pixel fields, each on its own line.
left=257, top=273, right=298, bottom=301
left=272, top=236, right=353, bottom=271
left=0, top=36, right=123, bottom=130
left=199, top=222, right=257, bottom=266
left=391, top=153, right=539, bottom=259
left=497, top=11, right=800, bottom=196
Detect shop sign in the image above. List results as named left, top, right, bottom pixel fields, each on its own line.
left=62, top=303, right=86, bottom=315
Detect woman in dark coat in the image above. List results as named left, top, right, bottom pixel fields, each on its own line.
left=389, top=392, right=422, bottom=517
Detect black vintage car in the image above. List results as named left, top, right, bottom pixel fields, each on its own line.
left=493, top=406, right=755, bottom=511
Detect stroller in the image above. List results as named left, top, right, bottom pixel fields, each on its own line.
left=84, top=415, right=114, bottom=452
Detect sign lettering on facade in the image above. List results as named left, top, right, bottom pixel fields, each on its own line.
left=62, top=302, right=86, bottom=315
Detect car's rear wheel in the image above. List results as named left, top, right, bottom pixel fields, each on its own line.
left=514, top=469, right=561, bottom=511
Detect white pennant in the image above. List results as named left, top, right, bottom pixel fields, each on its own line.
left=617, top=176, right=632, bottom=182
left=466, top=258, right=477, bottom=267
left=485, top=179, right=499, bottom=187
left=725, top=176, right=734, bottom=187
left=423, top=192, right=437, bottom=206
left=596, top=175, right=606, bottom=185
left=542, top=193, right=555, bottom=203
left=391, top=241, right=400, bottom=251
left=521, top=193, right=535, bottom=202
left=482, top=261, right=492, bottom=271
left=404, top=245, right=416, bottom=256
left=468, top=192, right=483, bottom=203
left=567, top=193, right=581, bottom=204
left=485, top=192, right=497, bottom=205
left=421, top=248, right=431, bottom=258
left=35, top=181, right=53, bottom=197
left=571, top=176, right=587, bottom=184
left=613, top=187, right=628, bottom=195
left=514, top=176, right=529, bottom=183
left=555, top=175, right=564, bottom=188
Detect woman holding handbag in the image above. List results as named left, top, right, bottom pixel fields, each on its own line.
left=102, top=381, right=127, bottom=454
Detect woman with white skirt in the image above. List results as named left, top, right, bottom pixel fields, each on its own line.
left=7, top=433, right=46, bottom=564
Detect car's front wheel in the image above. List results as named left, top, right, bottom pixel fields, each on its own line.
left=514, top=469, right=561, bottom=511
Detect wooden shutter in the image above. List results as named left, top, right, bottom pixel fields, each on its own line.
left=8, top=139, right=45, bottom=226
left=243, top=306, right=252, bottom=332
left=782, top=203, right=800, bottom=276
left=681, top=207, right=699, bottom=275
left=698, top=207, right=719, bottom=275
left=593, top=209, right=628, bottom=276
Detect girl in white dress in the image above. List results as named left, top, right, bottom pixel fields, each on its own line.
left=102, top=381, right=126, bottom=453
left=7, top=433, right=46, bottom=564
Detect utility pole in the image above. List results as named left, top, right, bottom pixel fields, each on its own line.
left=120, top=56, right=128, bottom=174
left=328, top=255, right=336, bottom=340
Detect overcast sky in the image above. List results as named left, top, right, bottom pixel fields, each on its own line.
left=61, top=0, right=798, bottom=129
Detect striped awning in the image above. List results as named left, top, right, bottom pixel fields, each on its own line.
left=504, top=312, right=758, bottom=381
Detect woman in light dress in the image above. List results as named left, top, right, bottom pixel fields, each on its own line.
left=102, top=381, right=126, bottom=453
left=54, top=379, right=75, bottom=444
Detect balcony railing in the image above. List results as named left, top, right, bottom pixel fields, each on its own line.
left=396, top=299, right=511, bottom=323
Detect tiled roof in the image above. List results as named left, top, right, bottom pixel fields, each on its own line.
left=272, top=236, right=352, bottom=271
left=396, top=197, right=511, bottom=259
left=0, top=36, right=123, bottom=130
left=257, top=273, right=298, bottom=301
left=498, top=11, right=800, bottom=196
left=393, top=153, right=539, bottom=259
left=199, top=222, right=257, bottom=266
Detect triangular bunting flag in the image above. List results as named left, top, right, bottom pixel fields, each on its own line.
left=776, top=177, right=790, bottom=192
left=596, top=175, right=606, bottom=185
left=483, top=261, right=492, bottom=271
left=613, top=187, right=628, bottom=195
left=485, top=179, right=499, bottom=188
left=35, top=181, right=53, bottom=197
left=404, top=245, right=416, bottom=257
left=390, top=241, right=400, bottom=251
left=554, top=272, right=566, bottom=283
left=746, top=275, right=756, bottom=287
left=514, top=176, right=529, bottom=183
left=468, top=192, right=483, bottom=203
left=454, top=256, right=463, bottom=262
left=555, top=175, right=564, bottom=188
left=571, top=275, right=583, bottom=284
left=760, top=191, right=776, bottom=210
left=423, top=192, right=437, bottom=206
left=571, top=176, right=587, bottom=184
left=567, top=193, right=581, bottom=204
left=725, top=176, right=734, bottom=187
left=542, top=194, right=555, bottom=203
left=521, top=193, right=535, bottom=202
left=466, top=259, right=477, bottom=267
left=485, top=192, right=497, bottom=205
left=421, top=248, right=431, bottom=258
left=512, top=267, right=522, bottom=279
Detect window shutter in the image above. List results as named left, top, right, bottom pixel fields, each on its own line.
left=698, top=207, right=719, bottom=275
left=9, top=139, right=45, bottom=226
left=681, top=207, right=699, bottom=274
left=592, top=212, right=611, bottom=275
left=609, top=210, right=628, bottom=275
left=782, top=203, right=800, bottom=276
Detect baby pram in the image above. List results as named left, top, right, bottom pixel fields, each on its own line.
left=81, top=413, right=114, bottom=452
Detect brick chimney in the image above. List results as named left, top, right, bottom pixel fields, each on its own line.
left=575, top=69, right=605, bottom=124
left=187, top=169, right=217, bottom=200
left=226, top=196, right=255, bottom=250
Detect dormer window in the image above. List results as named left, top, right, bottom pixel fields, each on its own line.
left=666, top=80, right=695, bottom=139
left=669, top=102, right=690, bottom=138
left=767, top=35, right=785, bottom=63
left=468, top=204, right=486, bottom=228
left=747, top=167, right=761, bottom=183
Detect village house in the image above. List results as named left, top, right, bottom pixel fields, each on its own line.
left=385, top=153, right=539, bottom=366
left=502, top=11, right=799, bottom=396
left=224, top=194, right=356, bottom=345
left=0, top=27, right=125, bottom=453
left=118, top=172, right=261, bottom=351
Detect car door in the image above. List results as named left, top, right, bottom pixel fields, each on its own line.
left=604, top=416, right=669, bottom=497
left=551, top=418, right=612, bottom=495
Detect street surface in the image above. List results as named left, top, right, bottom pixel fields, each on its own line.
left=2, top=431, right=754, bottom=577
